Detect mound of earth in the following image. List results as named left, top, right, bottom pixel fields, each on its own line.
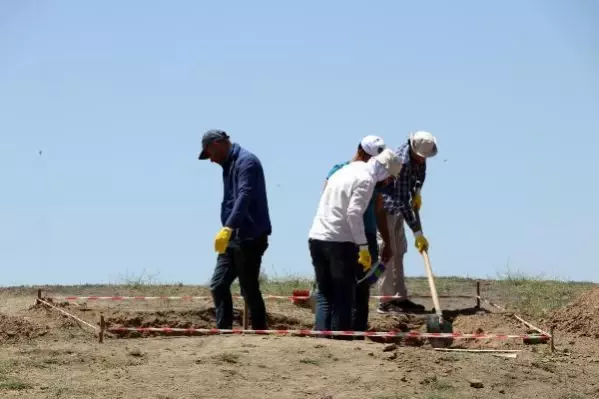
left=550, top=285, right=599, bottom=338
left=0, top=313, right=48, bottom=342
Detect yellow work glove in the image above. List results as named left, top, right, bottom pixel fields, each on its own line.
left=214, top=227, right=233, bottom=254
left=414, top=231, right=429, bottom=253
left=412, top=193, right=422, bottom=211
left=358, top=245, right=372, bottom=271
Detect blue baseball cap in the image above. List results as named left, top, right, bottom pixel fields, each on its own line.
left=198, top=129, right=230, bottom=160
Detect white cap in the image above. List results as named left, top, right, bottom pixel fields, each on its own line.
left=372, top=148, right=402, bottom=178
left=360, top=135, right=386, bottom=157
left=409, top=131, right=438, bottom=158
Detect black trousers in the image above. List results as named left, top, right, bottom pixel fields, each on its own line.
left=210, top=234, right=269, bottom=329
left=309, top=239, right=360, bottom=333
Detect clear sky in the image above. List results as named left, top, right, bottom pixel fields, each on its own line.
left=1, top=0, right=598, bottom=286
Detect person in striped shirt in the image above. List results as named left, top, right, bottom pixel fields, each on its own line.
left=376, top=131, right=439, bottom=314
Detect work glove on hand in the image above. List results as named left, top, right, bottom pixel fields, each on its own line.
left=214, top=227, right=233, bottom=254
left=412, top=193, right=422, bottom=211
left=358, top=245, right=372, bottom=271
left=414, top=231, right=429, bottom=253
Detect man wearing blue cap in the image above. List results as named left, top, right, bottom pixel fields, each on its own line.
left=198, top=129, right=272, bottom=330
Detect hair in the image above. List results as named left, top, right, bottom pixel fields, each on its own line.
left=357, top=143, right=367, bottom=155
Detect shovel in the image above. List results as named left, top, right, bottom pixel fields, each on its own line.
left=413, top=182, right=453, bottom=348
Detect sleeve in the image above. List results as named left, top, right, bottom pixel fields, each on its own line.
left=326, top=163, right=344, bottom=180
left=224, top=157, right=259, bottom=229
left=346, top=176, right=375, bottom=246
left=396, top=165, right=422, bottom=233
left=418, top=162, right=427, bottom=188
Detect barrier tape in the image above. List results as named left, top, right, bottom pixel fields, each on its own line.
left=476, top=295, right=551, bottom=337
left=37, top=298, right=99, bottom=333
left=105, top=326, right=550, bottom=340
left=54, top=294, right=474, bottom=301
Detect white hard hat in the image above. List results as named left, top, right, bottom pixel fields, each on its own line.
left=372, top=148, right=402, bottom=178
left=409, top=131, right=438, bottom=158
left=360, top=135, right=386, bottom=157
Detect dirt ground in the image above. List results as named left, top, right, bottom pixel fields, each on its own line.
left=1, top=280, right=598, bottom=399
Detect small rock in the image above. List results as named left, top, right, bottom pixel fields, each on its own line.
left=384, top=352, right=397, bottom=361
left=400, top=376, right=408, bottom=382
left=383, top=343, right=397, bottom=352
left=421, top=376, right=437, bottom=385
left=368, top=352, right=374, bottom=357
left=469, top=379, right=484, bottom=389
left=354, top=347, right=361, bottom=351
left=499, top=389, right=505, bottom=394
left=5, top=331, right=16, bottom=337
left=320, top=396, right=333, bottom=399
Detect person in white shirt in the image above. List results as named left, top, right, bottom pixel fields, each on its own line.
left=316, top=135, right=393, bottom=333
left=308, top=148, right=403, bottom=333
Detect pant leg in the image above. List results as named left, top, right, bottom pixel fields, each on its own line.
left=329, top=242, right=358, bottom=333
left=310, top=239, right=332, bottom=331
left=209, top=251, right=238, bottom=329
left=353, top=232, right=379, bottom=331
left=376, top=213, right=408, bottom=303
left=233, top=235, right=269, bottom=330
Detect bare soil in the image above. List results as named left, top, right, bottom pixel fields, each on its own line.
left=0, top=280, right=598, bottom=398
left=550, top=285, right=599, bottom=338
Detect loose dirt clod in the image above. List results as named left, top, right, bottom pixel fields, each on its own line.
left=550, top=285, right=599, bottom=337
left=469, top=379, right=484, bottom=388
left=0, top=313, right=47, bottom=343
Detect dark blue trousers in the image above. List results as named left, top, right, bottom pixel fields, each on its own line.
left=210, top=235, right=269, bottom=329
left=312, top=232, right=378, bottom=332
left=353, top=232, right=379, bottom=331
left=310, top=239, right=359, bottom=333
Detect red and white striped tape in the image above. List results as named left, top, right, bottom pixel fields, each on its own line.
left=105, top=326, right=550, bottom=340
left=54, top=294, right=473, bottom=301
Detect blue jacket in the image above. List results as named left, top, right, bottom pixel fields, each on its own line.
left=221, top=143, right=272, bottom=240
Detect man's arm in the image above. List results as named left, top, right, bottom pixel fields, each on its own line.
left=224, top=157, right=259, bottom=229
left=396, top=166, right=422, bottom=233
left=347, top=177, right=375, bottom=246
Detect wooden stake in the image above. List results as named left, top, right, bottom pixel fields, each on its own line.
left=475, top=281, right=480, bottom=309
left=550, top=325, right=555, bottom=353
left=37, top=289, right=42, bottom=305
left=99, top=314, right=105, bottom=343
left=243, top=300, right=249, bottom=330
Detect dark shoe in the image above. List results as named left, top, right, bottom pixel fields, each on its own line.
left=376, top=302, right=402, bottom=314
left=392, top=299, right=426, bottom=312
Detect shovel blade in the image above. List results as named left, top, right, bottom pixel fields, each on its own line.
left=426, top=314, right=454, bottom=348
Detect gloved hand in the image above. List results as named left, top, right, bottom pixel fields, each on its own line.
left=412, top=193, right=422, bottom=211
left=358, top=245, right=372, bottom=271
left=214, top=227, right=233, bottom=254
left=414, top=231, right=429, bottom=253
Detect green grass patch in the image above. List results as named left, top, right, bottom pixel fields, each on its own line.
left=491, top=270, right=595, bottom=319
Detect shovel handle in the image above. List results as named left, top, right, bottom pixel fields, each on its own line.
left=421, top=249, right=442, bottom=318
left=412, top=185, right=443, bottom=320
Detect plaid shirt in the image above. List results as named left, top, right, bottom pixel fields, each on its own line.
left=380, top=140, right=426, bottom=233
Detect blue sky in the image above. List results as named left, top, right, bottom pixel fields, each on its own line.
left=1, top=1, right=598, bottom=286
